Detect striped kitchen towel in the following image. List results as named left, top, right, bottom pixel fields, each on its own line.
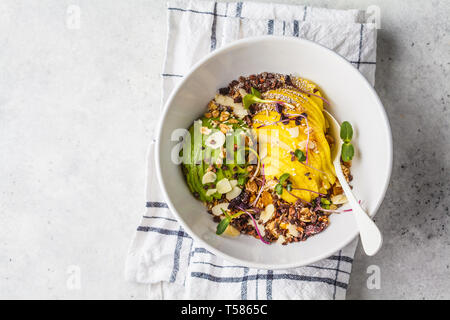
left=125, top=0, right=378, bottom=300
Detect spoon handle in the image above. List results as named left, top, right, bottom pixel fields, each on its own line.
left=334, top=160, right=383, bottom=256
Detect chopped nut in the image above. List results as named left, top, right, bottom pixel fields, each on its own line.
left=228, top=118, right=239, bottom=124
left=212, top=110, right=220, bottom=118
left=288, top=207, right=296, bottom=216
left=205, top=112, right=212, bottom=119
left=219, top=111, right=230, bottom=122
left=219, top=123, right=231, bottom=134
left=260, top=191, right=273, bottom=207
left=245, top=180, right=258, bottom=193
left=300, top=207, right=311, bottom=216
left=341, top=162, right=352, bottom=182
left=333, top=185, right=343, bottom=195
left=208, top=101, right=218, bottom=111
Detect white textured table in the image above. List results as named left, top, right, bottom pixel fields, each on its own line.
left=0, top=0, right=449, bottom=299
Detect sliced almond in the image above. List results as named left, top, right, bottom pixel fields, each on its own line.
left=206, top=189, right=217, bottom=197
left=226, top=186, right=242, bottom=200
left=276, top=235, right=286, bottom=245
left=214, top=94, right=248, bottom=119
left=331, top=194, right=348, bottom=205
left=202, top=171, right=217, bottom=184
left=216, top=178, right=232, bottom=194
left=211, top=203, right=229, bottom=216
left=229, top=180, right=238, bottom=188
left=298, top=140, right=315, bottom=150
left=205, top=131, right=225, bottom=149
left=287, top=223, right=299, bottom=237
left=287, top=127, right=299, bottom=138
left=259, top=204, right=275, bottom=224
left=223, top=225, right=240, bottom=237
left=238, top=88, right=248, bottom=97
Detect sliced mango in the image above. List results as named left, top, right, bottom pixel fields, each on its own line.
left=254, top=83, right=336, bottom=203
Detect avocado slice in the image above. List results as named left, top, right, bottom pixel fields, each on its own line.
left=181, top=114, right=252, bottom=203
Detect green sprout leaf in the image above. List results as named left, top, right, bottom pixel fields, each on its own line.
left=275, top=183, right=283, bottom=195
left=251, top=87, right=262, bottom=98
left=243, top=87, right=272, bottom=109
left=237, top=174, right=247, bottom=186
left=320, top=198, right=331, bottom=209
left=279, top=173, right=290, bottom=184
left=243, top=94, right=263, bottom=110
left=341, top=143, right=355, bottom=162
left=221, top=208, right=231, bottom=220
left=340, top=121, right=353, bottom=143
left=294, top=149, right=306, bottom=162
left=216, top=218, right=230, bottom=235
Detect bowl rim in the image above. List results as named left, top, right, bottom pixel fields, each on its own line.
left=155, top=36, right=393, bottom=269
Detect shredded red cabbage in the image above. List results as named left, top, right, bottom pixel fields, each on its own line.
left=237, top=206, right=270, bottom=245
left=285, top=190, right=312, bottom=206
left=291, top=188, right=326, bottom=197
left=317, top=207, right=352, bottom=213
left=295, top=87, right=331, bottom=106
left=300, top=162, right=327, bottom=175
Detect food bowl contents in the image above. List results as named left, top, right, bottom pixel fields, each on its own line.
left=180, top=72, right=355, bottom=245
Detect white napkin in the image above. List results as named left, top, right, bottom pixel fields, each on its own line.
left=125, top=0, right=378, bottom=300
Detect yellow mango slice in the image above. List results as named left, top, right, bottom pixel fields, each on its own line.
left=253, top=81, right=336, bottom=203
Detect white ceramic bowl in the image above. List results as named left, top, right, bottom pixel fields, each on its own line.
left=156, top=36, right=392, bottom=269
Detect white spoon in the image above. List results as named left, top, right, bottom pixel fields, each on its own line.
left=324, top=110, right=383, bottom=256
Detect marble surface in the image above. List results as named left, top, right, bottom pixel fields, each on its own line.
left=0, top=0, right=448, bottom=299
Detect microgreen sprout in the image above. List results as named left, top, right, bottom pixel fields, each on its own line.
left=243, top=87, right=273, bottom=109
left=294, top=149, right=306, bottom=162
left=274, top=173, right=290, bottom=195
left=216, top=209, right=244, bottom=235
left=216, top=217, right=230, bottom=235
left=320, top=198, right=331, bottom=209
left=313, top=197, right=357, bottom=214
left=290, top=149, right=326, bottom=176
left=340, top=121, right=355, bottom=162
left=237, top=174, right=247, bottom=186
